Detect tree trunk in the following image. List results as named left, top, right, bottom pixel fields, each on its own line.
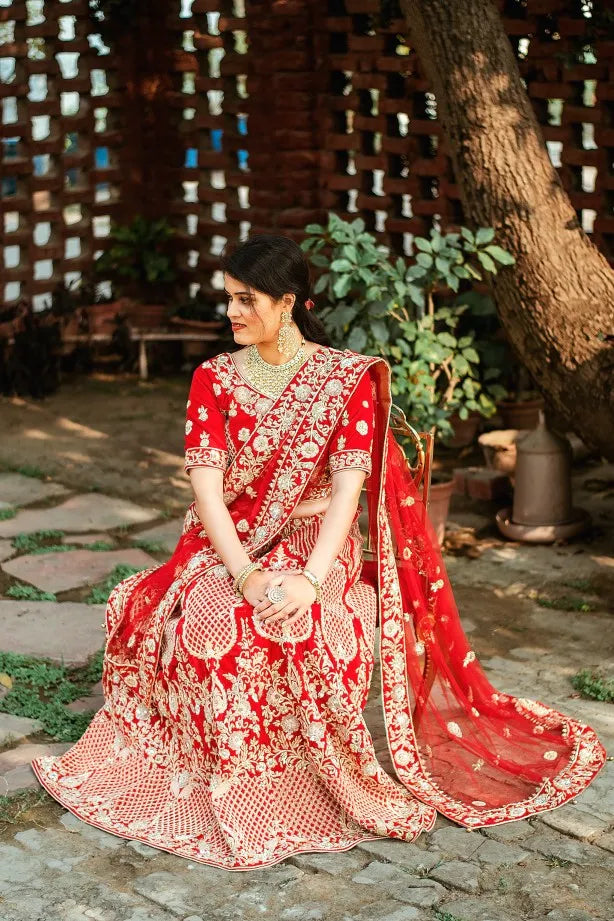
left=399, top=0, right=614, bottom=459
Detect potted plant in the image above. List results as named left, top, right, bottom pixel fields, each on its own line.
left=92, top=215, right=177, bottom=329
left=301, top=215, right=515, bottom=542
left=167, top=292, right=225, bottom=332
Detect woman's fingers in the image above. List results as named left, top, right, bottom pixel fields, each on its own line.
left=262, top=604, right=301, bottom=624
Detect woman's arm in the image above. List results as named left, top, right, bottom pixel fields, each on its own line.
left=188, top=466, right=252, bottom=580
left=302, top=468, right=366, bottom=583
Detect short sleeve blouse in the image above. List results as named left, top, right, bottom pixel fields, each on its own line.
left=328, top=369, right=375, bottom=477
left=184, top=363, right=228, bottom=472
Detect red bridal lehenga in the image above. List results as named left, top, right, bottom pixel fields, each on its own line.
left=31, top=344, right=606, bottom=870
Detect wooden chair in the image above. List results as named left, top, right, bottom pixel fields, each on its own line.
left=361, top=402, right=435, bottom=581
left=358, top=405, right=436, bottom=727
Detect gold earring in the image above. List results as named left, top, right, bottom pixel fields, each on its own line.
left=277, top=309, right=300, bottom=357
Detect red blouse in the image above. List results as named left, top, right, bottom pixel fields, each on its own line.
left=184, top=352, right=376, bottom=488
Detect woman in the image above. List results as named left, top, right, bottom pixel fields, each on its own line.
left=32, top=234, right=606, bottom=871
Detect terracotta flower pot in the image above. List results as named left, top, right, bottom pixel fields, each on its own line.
left=497, top=397, right=544, bottom=430
left=426, top=476, right=455, bottom=547
left=446, top=410, right=483, bottom=448
left=126, top=303, right=169, bottom=330
left=84, top=302, right=123, bottom=334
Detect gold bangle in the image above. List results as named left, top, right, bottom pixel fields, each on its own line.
left=302, top=568, right=322, bottom=603
left=234, top=561, right=263, bottom=597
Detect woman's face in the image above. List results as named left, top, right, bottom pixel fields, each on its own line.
left=223, top=274, right=292, bottom=344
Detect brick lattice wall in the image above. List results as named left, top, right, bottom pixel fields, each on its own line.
left=1, top=0, right=612, bottom=310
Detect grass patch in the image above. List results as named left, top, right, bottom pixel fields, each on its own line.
left=0, top=507, right=17, bottom=521
left=12, top=465, right=47, bottom=480
left=132, top=539, right=167, bottom=553
left=535, top=594, right=594, bottom=613
left=11, top=530, right=65, bottom=553
left=88, top=541, right=115, bottom=552
left=434, top=911, right=463, bottom=921
left=30, top=544, right=80, bottom=555
left=0, top=648, right=104, bottom=742
left=0, top=788, right=50, bottom=826
left=85, top=563, right=146, bottom=605
left=5, top=584, right=57, bottom=602
left=571, top=669, right=614, bottom=703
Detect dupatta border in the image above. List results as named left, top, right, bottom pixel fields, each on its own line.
left=367, top=364, right=608, bottom=827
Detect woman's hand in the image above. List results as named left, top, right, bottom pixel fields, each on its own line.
left=249, top=572, right=317, bottom=627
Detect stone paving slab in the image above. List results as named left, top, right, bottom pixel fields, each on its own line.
left=66, top=680, right=105, bottom=714
left=131, top=518, right=184, bottom=553
left=3, top=547, right=157, bottom=593
left=0, top=493, right=159, bottom=538
left=0, top=712, right=43, bottom=745
left=61, top=532, right=115, bottom=546
left=0, top=472, right=69, bottom=507
left=0, top=742, right=72, bottom=793
left=0, top=538, right=15, bottom=562
left=1, top=600, right=106, bottom=665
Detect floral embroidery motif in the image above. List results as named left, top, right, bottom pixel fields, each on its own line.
left=329, top=450, right=372, bottom=476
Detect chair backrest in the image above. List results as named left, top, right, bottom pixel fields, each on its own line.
left=362, top=404, right=434, bottom=563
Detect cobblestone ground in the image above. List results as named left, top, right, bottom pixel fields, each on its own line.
left=1, top=461, right=613, bottom=921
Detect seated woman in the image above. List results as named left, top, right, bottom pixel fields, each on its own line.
left=31, top=234, right=606, bottom=871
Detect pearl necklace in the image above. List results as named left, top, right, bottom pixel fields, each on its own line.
left=244, top=337, right=307, bottom=398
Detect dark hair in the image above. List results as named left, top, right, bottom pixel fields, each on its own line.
left=219, top=234, right=331, bottom=347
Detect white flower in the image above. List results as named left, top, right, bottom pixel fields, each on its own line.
left=197, top=405, right=208, bottom=421
left=238, top=427, right=250, bottom=442
left=543, top=750, right=558, bottom=761
left=447, top=721, right=463, bottom=737
left=199, top=432, right=210, bottom=447
left=185, top=419, right=193, bottom=435
left=430, top=579, right=444, bottom=592
left=356, top=420, right=368, bottom=435
left=463, top=651, right=476, bottom=667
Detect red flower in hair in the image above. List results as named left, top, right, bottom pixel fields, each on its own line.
left=305, top=298, right=315, bottom=310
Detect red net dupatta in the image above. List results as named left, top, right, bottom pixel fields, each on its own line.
left=362, top=359, right=607, bottom=827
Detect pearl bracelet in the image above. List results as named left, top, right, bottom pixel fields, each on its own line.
left=302, top=568, right=322, bottom=603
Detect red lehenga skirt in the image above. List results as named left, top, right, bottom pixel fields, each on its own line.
left=30, top=505, right=436, bottom=870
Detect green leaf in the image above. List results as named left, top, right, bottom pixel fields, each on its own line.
left=485, top=244, right=516, bottom=265
left=370, top=319, right=389, bottom=343
left=347, top=327, right=368, bottom=351
left=460, top=227, right=475, bottom=244
left=476, top=227, right=495, bottom=244
left=351, top=218, right=365, bottom=233
left=477, top=251, right=497, bottom=273
left=314, top=273, right=329, bottom=294
left=333, top=274, right=353, bottom=298
left=437, top=332, right=457, bottom=349
left=330, top=259, right=353, bottom=272
left=416, top=252, right=433, bottom=268
left=342, top=244, right=358, bottom=263
left=462, top=347, right=480, bottom=363
left=310, top=253, right=329, bottom=268
left=414, top=237, right=432, bottom=252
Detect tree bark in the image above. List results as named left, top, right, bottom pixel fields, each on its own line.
left=399, top=0, right=614, bottom=459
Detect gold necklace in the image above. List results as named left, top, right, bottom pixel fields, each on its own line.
left=244, top=337, right=307, bottom=398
